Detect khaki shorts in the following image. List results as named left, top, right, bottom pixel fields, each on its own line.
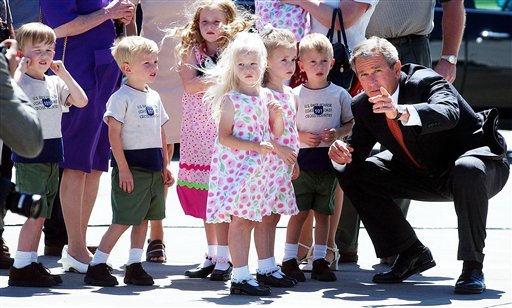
left=111, top=166, right=165, bottom=225
left=292, top=169, right=337, bottom=215
left=14, top=162, right=59, bottom=219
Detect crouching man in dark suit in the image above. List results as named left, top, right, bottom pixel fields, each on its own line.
left=328, top=36, right=509, bottom=294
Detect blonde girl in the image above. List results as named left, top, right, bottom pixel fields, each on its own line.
left=171, top=0, right=252, bottom=280
left=252, top=26, right=301, bottom=288
left=204, top=31, right=284, bottom=296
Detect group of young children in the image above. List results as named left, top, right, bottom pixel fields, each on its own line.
left=7, top=0, right=354, bottom=296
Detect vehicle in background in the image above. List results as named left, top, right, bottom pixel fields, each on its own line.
left=431, top=0, right=512, bottom=129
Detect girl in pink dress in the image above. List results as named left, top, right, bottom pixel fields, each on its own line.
left=173, top=0, right=252, bottom=279
left=253, top=27, right=301, bottom=288
left=204, top=32, right=284, bottom=296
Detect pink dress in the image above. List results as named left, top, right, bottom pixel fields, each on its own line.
left=205, top=89, right=274, bottom=223
left=176, top=45, right=217, bottom=219
left=255, top=0, right=311, bottom=41
left=262, top=87, right=300, bottom=217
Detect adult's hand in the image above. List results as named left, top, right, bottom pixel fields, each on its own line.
left=105, top=0, right=135, bottom=24
left=434, top=60, right=456, bottom=83
left=328, top=140, right=353, bottom=164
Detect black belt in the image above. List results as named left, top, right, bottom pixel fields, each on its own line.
left=386, top=34, right=429, bottom=46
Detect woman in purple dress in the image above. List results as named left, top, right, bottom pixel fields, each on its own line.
left=40, top=0, right=135, bottom=272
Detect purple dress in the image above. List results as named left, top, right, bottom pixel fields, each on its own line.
left=41, top=0, right=122, bottom=172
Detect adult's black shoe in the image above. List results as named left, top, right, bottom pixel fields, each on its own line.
left=184, top=264, right=215, bottom=278
left=454, top=268, right=486, bottom=294
left=372, top=246, right=436, bottom=283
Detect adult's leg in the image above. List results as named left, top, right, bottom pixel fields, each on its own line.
left=448, top=156, right=509, bottom=262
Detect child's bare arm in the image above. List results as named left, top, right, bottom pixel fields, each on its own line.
left=218, top=97, right=274, bottom=154
left=337, top=118, right=354, bottom=139
left=50, top=61, right=88, bottom=108
left=178, top=50, right=212, bottom=93
left=160, top=127, right=175, bottom=186
left=107, top=117, right=133, bottom=193
left=268, top=100, right=284, bottom=138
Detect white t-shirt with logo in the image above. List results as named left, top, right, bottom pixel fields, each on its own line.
left=104, top=83, right=169, bottom=150
left=18, top=74, right=69, bottom=139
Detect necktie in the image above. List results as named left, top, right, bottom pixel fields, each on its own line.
left=385, top=117, right=422, bottom=168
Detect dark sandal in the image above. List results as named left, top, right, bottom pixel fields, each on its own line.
left=146, top=239, right=166, bottom=263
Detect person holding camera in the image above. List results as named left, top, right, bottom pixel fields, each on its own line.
left=7, top=22, right=87, bottom=287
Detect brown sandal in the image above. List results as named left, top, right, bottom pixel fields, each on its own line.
left=146, top=239, right=166, bottom=263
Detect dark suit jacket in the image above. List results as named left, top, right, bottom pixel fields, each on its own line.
left=345, top=64, right=507, bottom=177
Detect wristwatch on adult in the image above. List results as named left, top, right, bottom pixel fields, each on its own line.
left=440, top=55, right=458, bottom=65
left=393, top=105, right=405, bottom=121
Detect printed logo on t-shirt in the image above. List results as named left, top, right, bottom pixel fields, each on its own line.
left=137, top=104, right=159, bottom=119
left=42, top=97, right=53, bottom=108
left=32, top=95, right=59, bottom=111
left=304, top=103, right=333, bottom=119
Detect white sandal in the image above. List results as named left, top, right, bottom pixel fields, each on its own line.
left=327, top=246, right=340, bottom=271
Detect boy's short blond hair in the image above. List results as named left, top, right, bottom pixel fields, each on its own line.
left=16, top=22, right=56, bottom=51
left=111, top=36, right=159, bottom=70
left=298, top=33, right=333, bottom=60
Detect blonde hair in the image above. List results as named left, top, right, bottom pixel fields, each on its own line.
left=260, top=26, right=297, bottom=85
left=298, top=33, right=333, bottom=60
left=16, top=22, right=56, bottom=51
left=111, top=36, right=159, bottom=70
left=203, top=31, right=267, bottom=123
left=167, top=0, right=254, bottom=67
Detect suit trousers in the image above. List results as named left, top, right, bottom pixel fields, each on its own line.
left=337, top=150, right=510, bottom=263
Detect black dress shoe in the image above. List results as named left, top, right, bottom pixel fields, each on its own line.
left=210, top=263, right=232, bottom=281
left=373, top=246, right=436, bottom=283
left=230, top=280, right=271, bottom=296
left=257, top=271, right=296, bottom=287
left=184, top=264, right=215, bottom=278
left=454, top=268, right=486, bottom=294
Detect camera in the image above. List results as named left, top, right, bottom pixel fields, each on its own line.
left=0, top=177, right=42, bottom=219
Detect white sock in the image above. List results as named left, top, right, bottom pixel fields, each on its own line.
left=90, top=249, right=109, bottom=265
left=127, top=248, right=143, bottom=266
left=202, top=245, right=217, bottom=267
left=231, top=265, right=255, bottom=284
left=313, top=244, right=327, bottom=261
left=13, top=251, right=32, bottom=269
left=283, top=243, right=298, bottom=262
left=214, top=245, right=230, bottom=270
left=31, top=251, right=38, bottom=263
left=257, top=257, right=274, bottom=274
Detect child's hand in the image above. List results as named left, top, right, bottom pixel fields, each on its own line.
left=257, top=141, right=274, bottom=155
left=301, top=132, right=322, bottom=147
left=321, top=128, right=337, bottom=144
left=118, top=169, right=134, bottom=193
left=163, top=168, right=175, bottom=187
left=268, top=100, right=283, bottom=116
left=17, top=57, right=30, bottom=74
left=291, top=163, right=300, bottom=180
left=276, top=144, right=297, bottom=166
left=49, top=60, right=68, bottom=78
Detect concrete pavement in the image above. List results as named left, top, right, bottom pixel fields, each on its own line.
left=0, top=132, right=510, bottom=307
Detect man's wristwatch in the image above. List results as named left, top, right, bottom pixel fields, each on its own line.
left=440, top=55, right=458, bottom=65
left=393, top=105, right=405, bottom=121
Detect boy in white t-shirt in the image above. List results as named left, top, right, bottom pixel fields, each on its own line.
left=83, top=36, right=174, bottom=287
left=8, top=22, right=87, bottom=287
left=281, top=33, right=353, bottom=282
